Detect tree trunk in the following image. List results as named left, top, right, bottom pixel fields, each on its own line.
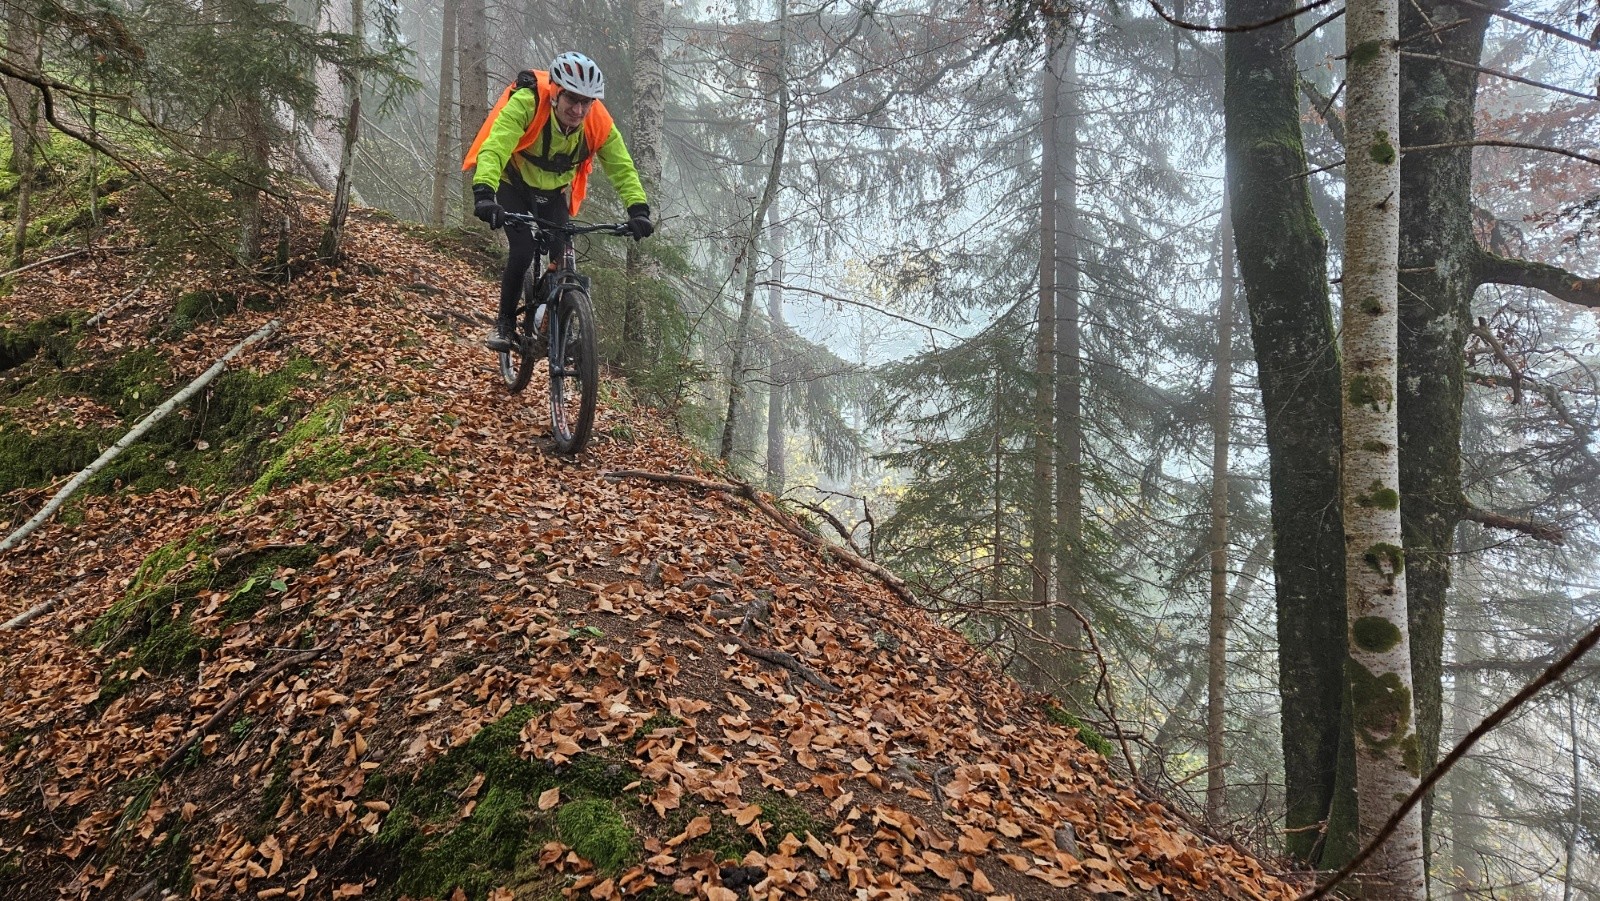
left=5, top=1, right=42, bottom=268
left=1223, top=0, right=1352, bottom=865
left=456, top=0, right=490, bottom=212
left=1051, top=34, right=1084, bottom=698
left=765, top=198, right=787, bottom=496
left=1396, top=0, right=1493, bottom=861
left=3, top=0, right=42, bottom=176
left=233, top=95, right=271, bottom=266
left=1206, top=188, right=1237, bottom=824
left=623, top=0, right=666, bottom=365
left=319, top=0, right=364, bottom=261
left=719, top=0, right=787, bottom=465
left=430, top=0, right=458, bottom=226
left=1341, top=0, right=1425, bottom=893
left=1028, top=44, right=1060, bottom=690
left=1445, top=555, right=1485, bottom=901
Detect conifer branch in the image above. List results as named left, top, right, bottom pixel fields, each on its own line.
left=1405, top=140, right=1600, bottom=168
left=1450, top=0, right=1600, bottom=49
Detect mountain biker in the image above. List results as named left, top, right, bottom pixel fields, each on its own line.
left=463, top=51, right=653, bottom=352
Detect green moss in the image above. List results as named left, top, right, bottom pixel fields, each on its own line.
left=1361, top=439, right=1389, bottom=453
left=1347, top=661, right=1413, bottom=750
left=1350, top=39, right=1383, bottom=66
left=1360, top=296, right=1385, bottom=315
left=1347, top=374, right=1392, bottom=411
left=371, top=704, right=643, bottom=900
left=1400, top=733, right=1422, bottom=777
left=1351, top=616, right=1402, bottom=654
left=1042, top=703, right=1115, bottom=757
left=0, top=422, right=108, bottom=495
left=557, top=799, right=635, bottom=873
left=1362, top=542, right=1405, bottom=579
left=0, top=312, right=75, bottom=372
left=167, top=291, right=240, bottom=337
left=1369, top=130, right=1397, bottom=165
left=1356, top=481, right=1400, bottom=510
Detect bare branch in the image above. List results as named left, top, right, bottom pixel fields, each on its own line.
left=1460, top=501, right=1566, bottom=543
left=1403, top=138, right=1600, bottom=167
left=1476, top=252, right=1600, bottom=308
left=1400, top=50, right=1597, bottom=102
left=1467, top=322, right=1524, bottom=404
left=1450, top=0, right=1600, bottom=49
left=1285, top=7, right=1346, bottom=50
left=1300, top=614, right=1600, bottom=900
left=1148, top=0, right=1338, bottom=34
left=752, top=279, right=960, bottom=342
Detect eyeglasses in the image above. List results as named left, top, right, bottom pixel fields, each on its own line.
left=558, top=92, right=596, bottom=108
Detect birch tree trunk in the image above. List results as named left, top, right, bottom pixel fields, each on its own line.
left=719, top=0, right=787, bottom=464
left=1028, top=45, right=1060, bottom=690
left=623, top=0, right=666, bottom=367
left=430, top=0, right=458, bottom=226
left=1341, top=0, right=1425, bottom=893
left=1206, top=189, right=1237, bottom=824
left=1051, top=34, right=1084, bottom=697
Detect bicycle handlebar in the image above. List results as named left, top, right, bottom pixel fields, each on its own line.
left=502, top=211, right=630, bottom=237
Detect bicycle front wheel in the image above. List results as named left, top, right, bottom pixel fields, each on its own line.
left=548, top=288, right=599, bottom=454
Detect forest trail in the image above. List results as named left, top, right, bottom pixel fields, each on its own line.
left=0, top=198, right=1301, bottom=901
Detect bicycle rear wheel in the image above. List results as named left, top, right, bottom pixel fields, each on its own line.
left=548, top=288, right=598, bottom=454
left=498, top=271, right=541, bottom=393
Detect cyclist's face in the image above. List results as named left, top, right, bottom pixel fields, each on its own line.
left=554, top=90, right=595, bottom=130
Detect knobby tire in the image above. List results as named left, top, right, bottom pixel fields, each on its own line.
left=499, top=271, right=541, bottom=393
left=549, top=288, right=598, bottom=454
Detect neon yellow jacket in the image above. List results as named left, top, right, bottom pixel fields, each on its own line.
left=470, top=85, right=648, bottom=210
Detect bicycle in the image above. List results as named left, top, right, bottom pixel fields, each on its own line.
left=497, top=212, right=630, bottom=454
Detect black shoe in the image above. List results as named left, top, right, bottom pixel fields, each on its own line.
left=485, top=327, right=513, bottom=353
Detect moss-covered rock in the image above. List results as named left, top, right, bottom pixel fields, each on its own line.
left=369, top=705, right=647, bottom=900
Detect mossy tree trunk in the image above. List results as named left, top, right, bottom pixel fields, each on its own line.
left=1341, top=0, right=1425, bottom=892
left=319, top=0, right=363, bottom=261
left=1223, top=0, right=1353, bottom=865
left=1395, top=1, right=1493, bottom=860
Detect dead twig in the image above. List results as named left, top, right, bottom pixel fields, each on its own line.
left=157, top=646, right=328, bottom=776
left=603, top=469, right=919, bottom=609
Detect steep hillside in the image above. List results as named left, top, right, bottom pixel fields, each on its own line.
left=0, top=201, right=1303, bottom=901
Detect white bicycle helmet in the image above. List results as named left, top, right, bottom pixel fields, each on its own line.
left=549, top=51, right=606, bottom=99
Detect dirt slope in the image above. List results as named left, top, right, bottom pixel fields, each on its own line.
left=0, top=204, right=1304, bottom=901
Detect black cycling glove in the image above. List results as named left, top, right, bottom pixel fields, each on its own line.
left=627, top=203, right=654, bottom=241
left=473, top=184, right=504, bottom=230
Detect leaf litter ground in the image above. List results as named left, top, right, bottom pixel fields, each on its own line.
left=0, top=200, right=1306, bottom=901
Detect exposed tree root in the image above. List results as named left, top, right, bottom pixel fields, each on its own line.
left=157, top=646, right=328, bottom=777
left=604, top=468, right=919, bottom=608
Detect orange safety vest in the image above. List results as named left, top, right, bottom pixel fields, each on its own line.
left=462, top=70, right=615, bottom=216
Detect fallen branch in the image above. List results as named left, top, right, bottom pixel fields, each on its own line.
left=87, top=273, right=152, bottom=328
left=0, top=319, right=282, bottom=563
left=0, top=592, right=63, bottom=630
left=157, top=646, right=327, bottom=776
left=0, top=247, right=92, bottom=280
left=1300, top=615, right=1600, bottom=900
left=604, top=468, right=920, bottom=608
